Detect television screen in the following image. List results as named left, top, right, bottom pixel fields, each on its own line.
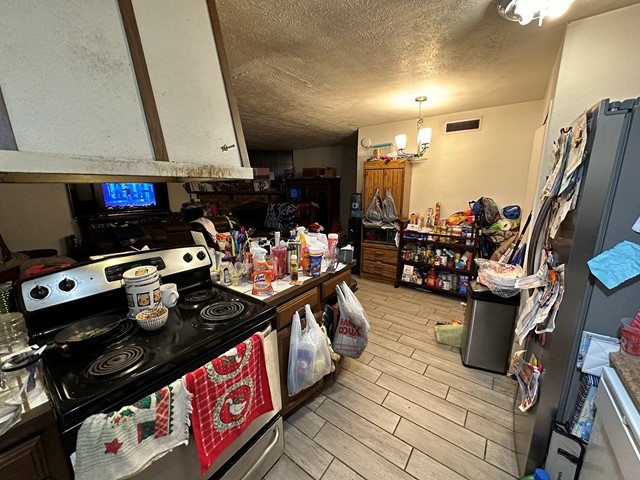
left=67, top=182, right=170, bottom=218
left=101, top=183, right=157, bottom=210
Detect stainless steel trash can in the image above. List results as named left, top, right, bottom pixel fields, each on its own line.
left=461, top=280, right=520, bottom=374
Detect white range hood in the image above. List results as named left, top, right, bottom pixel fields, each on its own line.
left=0, top=0, right=252, bottom=183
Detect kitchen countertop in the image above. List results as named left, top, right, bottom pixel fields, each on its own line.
left=225, top=261, right=355, bottom=305
left=609, top=351, right=640, bottom=411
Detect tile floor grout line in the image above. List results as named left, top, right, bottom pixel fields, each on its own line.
left=446, top=385, right=516, bottom=414
left=386, top=395, right=494, bottom=462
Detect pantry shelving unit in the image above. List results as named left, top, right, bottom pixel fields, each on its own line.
left=395, top=226, right=479, bottom=298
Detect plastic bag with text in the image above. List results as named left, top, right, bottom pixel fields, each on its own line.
left=287, top=305, right=332, bottom=396
left=333, top=281, right=370, bottom=358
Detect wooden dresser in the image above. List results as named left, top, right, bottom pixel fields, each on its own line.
left=360, top=160, right=411, bottom=283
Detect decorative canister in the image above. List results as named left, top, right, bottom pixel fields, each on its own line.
left=122, top=266, right=161, bottom=318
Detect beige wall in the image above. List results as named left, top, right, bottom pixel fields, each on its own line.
left=293, top=145, right=358, bottom=228
left=0, top=184, right=76, bottom=254
left=293, top=146, right=342, bottom=175
left=540, top=3, right=640, bottom=185
left=358, top=100, right=544, bottom=219
left=0, top=183, right=191, bottom=255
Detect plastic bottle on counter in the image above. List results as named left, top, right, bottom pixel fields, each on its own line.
left=251, top=248, right=273, bottom=296
left=220, top=261, right=232, bottom=286
left=290, top=253, right=299, bottom=282
left=301, top=247, right=310, bottom=276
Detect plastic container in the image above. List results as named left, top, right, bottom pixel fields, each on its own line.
left=251, top=248, right=274, bottom=296
left=309, top=247, right=323, bottom=277
left=290, top=253, right=299, bottom=281
left=271, top=246, right=288, bottom=280
left=0, top=312, right=29, bottom=355
left=621, top=318, right=640, bottom=356
left=0, top=350, right=44, bottom=400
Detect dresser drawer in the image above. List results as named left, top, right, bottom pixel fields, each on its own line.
left=362, top=245, right=397, bottom=265
left=321, top=269, right=351, bottom=301
left=276, top=287, right=320, bottom=329
left=361, top=260, right=397, bottom=279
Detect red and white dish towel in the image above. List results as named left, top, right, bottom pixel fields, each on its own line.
left=74, top=378, right=191, bottom=480
left=185, top=332, right=274, bottom=475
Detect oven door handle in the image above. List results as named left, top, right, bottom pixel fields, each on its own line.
left=260, top=321, right=272, bottom=337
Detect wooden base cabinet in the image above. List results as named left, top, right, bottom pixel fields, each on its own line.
left=360, top=243, right=398, bottom=283
left=270, top=267, right=352, bottom=416
left=0, top=405, right=73, bottom=480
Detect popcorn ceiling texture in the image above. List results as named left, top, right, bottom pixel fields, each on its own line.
left=216, top=0, right=637, bottom=149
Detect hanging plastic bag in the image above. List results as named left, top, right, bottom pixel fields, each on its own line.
left=364, top=189, right=383, bottom=224
left=287, top=304, right=331, bottom=396
left=334, top=281, right=370, bottom=358
left=381, top=189, right=399, bottom=223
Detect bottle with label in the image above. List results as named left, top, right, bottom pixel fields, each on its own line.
left=301, top=247, right=310, bottom=276
left=290, top=253, right=299, bottom=281
left=220, top=261, right=232, bottom=286
left=251, top=248, right=273, bottom=296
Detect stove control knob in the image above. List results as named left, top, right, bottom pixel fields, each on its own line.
left=183, top=253, right=193, bottom=263
left=30, top=285, right=49, bottom=300
left=197, top=251, right=206, bottom=261
left=58, top=278, right=76, bottom=292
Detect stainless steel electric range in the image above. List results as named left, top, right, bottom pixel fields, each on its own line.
left=16, top=246, right=284, bottom=480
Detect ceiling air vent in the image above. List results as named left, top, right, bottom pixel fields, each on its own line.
left=444, top=117, right=482, bottom=134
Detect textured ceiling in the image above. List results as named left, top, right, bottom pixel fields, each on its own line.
left=216, top=0, right=639, bottom=149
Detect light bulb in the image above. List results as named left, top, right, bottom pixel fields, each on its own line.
left=395, top=134, right=407, bottom=150
left=418, top=128, right=432, bottom=147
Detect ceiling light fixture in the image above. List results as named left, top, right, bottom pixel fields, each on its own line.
left=395, top=96, right=431, bottom=159
left=498, top=0, right=575, bottom=26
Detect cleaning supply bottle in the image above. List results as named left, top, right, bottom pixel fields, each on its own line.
left=251, top=248, right=273, bottom=296
left=290, top=253, right=299, bottom=281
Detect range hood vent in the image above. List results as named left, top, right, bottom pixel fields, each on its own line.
left=444, top=118, right=482, bottom=134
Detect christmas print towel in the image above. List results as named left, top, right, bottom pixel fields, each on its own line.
left=74, top=378, right=191, bottom=480
left=185, top=333, right=274, bottom=475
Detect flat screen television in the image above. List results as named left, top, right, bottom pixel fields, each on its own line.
left=67, top=182, right=170, bottom=218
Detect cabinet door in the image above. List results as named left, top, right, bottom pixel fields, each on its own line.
left=363, top=168, right=384, bottom=213
left=132, top=0, right=242, bottom=167
left=383, top=168, right=405, bottom=216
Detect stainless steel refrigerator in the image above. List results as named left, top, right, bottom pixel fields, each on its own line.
left=515, top=97, right=640, bottom=474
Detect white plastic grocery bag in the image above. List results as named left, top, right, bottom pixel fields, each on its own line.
left=287, top=304, right=332, bottom=396
left=334, top=281, right=370, bottom=358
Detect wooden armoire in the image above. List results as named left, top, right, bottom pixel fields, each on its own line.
left=360, top=159, right=412, bottom=283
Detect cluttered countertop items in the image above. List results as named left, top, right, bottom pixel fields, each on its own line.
left=609, top=351, right=640, bottom=411
left=0, top=312, right=50, bottom=436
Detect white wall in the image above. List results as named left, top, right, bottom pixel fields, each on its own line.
left=358, top=100, right=544, bottom=219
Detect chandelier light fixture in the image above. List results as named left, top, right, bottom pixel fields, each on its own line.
left=395, top=96, right=432, bottom=159
left=498, top=0, right=575, bottom=26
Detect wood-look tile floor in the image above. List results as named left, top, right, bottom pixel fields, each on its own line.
left=262, top=277, right=519, bottom=480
